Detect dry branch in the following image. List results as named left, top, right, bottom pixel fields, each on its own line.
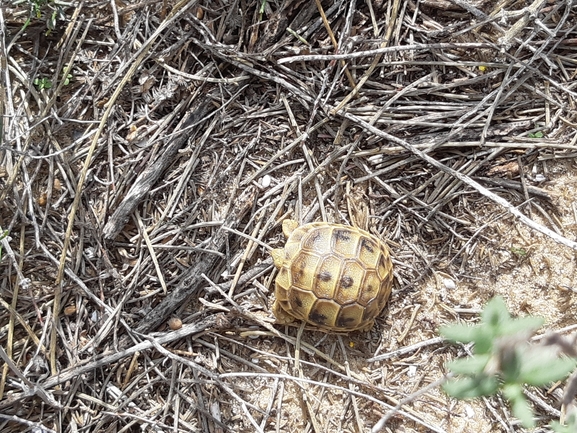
left=342, top=112, right=577, bottom=251
left=103, top=95, right=214, bottom=239
left=134, top=187, right=257, bottom=333
left=2, top=0, right=577, bottom=431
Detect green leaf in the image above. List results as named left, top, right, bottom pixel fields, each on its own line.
left=502, top=384, right=535, bottom=428
left=520, top=355, right=577, bottom=386
left=499, top=316, right=544, bottom=337
left=550, top=412, right=577, bottom=433
left=497, top=346, right=521, bottom=383
left=33, top=77, right=52, bottom=90
left=481, top=296, right=511, bottom=329
left=439, top=323, right=477, bottom=342
left=47, top=10, right=57, bottom=30
left=470, top=330, right=495, bottom=354
left=550, top=421, right=570, bottom=433
left=441, top=298, right=544, bottom=355
left=446, top=354, right=491, bottom=375
left=443, top=375, right=499, bottom=399
left=440, top=324, right=494, bottom=354
left=510, top=246, right=527, bottom=256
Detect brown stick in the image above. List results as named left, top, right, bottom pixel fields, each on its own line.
left=103, top=97, right=213, bottom=239
left=134, top=187, right=257, bottom=333
left=343, top=112, right=577, bottom=251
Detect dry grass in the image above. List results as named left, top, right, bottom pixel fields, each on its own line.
left=1, top=0, right=577, bottom=431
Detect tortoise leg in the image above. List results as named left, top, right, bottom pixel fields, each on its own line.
left=358, top=320, right=375, bottom=332
left=271, top=248, right=286, bottom=269
left=272, top=300, right=295, bottom=325
left=281, top=219, right=299, bottom=237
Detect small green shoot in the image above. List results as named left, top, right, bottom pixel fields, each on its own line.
left=510, top=246, right=527, bottom=257
left=47, top=8, right=58, bottom=31
left=528, top=131, right=544, bottom=138
left=440, top=297, right=577, bottom=428
left=17, top=0, right=66, bottom=34
left=34, top=77, right=53, bottom=90
left=286, top=28, right=310, bottom=46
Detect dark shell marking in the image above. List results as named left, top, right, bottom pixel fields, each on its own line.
left=273, top=222, right=393, bottom=331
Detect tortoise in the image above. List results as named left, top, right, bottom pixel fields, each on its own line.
left=271, top=220, right=393, bottom=332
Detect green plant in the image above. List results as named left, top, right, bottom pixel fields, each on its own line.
left=440, top=297, right=577, bottom=429
left=510, top=246, right=527, bottom=257
left=15, top=0, right=66, bottom=34
left=62, top=72, right=73, bottom=86
left=33, top=77, right=52, bottom=90
left=550, top=413, right=577, bottom=433
left=529, top=131, right=544, bottom=138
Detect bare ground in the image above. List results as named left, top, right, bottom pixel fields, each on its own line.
left=1, top=0, right=577, bottom=432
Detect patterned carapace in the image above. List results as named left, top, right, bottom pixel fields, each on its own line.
left=271, top=220, right=393, bottom=332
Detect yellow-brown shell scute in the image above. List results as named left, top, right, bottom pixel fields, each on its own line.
left=272, top=221, right=393, bottom=332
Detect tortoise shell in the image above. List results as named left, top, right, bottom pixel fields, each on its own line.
left=271, top=220, right=393, bottom=332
